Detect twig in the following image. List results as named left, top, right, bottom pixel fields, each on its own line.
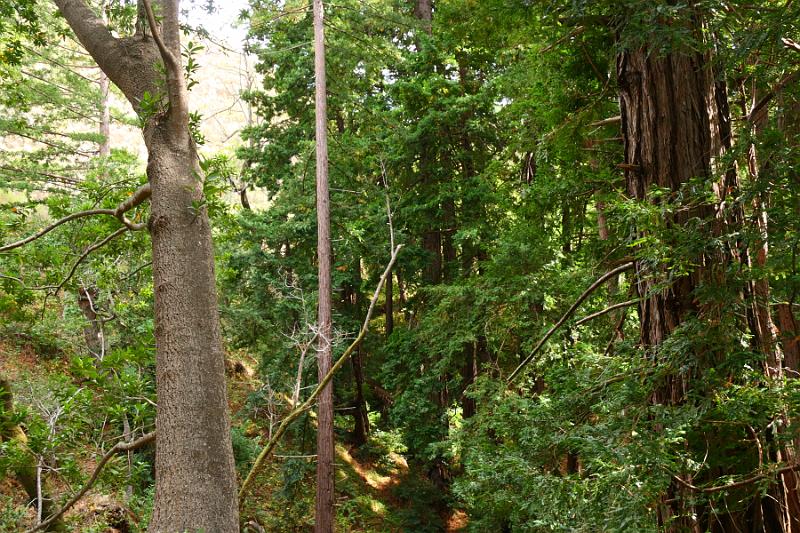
left=574, top=299, right=639, bottom=327
left=507, top=262, right=635, bottom=383
left=25, top=431, right=155, bottom=533
left=238, top=244, right=403, bottom=503
left=672, top=462, right=800, bottom=494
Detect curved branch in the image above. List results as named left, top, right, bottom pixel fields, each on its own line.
left=51, top=227, right=131, bottom=295
left=0, top=184, right=150, bottom=253
left=239, top=244, right=403, bottom=503
left=141, top=0, right=188, bottom=123
left=0, top=209, right=117, bottom=253
left=507, top=261, right=635, bottom=383
left=140, top=0, right=179, bottom=73
left=25, top=431, right=155, bottom=533
left=574, top=299, right=639, bottom=327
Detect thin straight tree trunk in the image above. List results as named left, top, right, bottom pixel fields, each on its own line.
left=313, top=0, right=335, bottom=530
left=741, top=85, right=800, bottom=532
left=99, top=73, right=111, bottom=158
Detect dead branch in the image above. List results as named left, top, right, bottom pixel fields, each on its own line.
left=507, top=261, right=635, bottom=383
left=588, top=115, right=621, bottom=128
left=784, top=37, right=800, bottom=53
left=238, top=244, right=403, bottom=503
left=25, top=431, right=155, bottom=533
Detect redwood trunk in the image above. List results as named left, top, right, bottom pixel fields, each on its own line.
left=313, top=0, right=335, bottom=530
left=618, top=43, right=719, bottom=531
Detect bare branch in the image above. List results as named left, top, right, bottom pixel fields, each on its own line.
left=25, top=431, right=155, bottom=533
left=507, top=261, right=636, bottom=383
left=141, top=0, right=189, bottom=124
left=239, top=244, right=404, bottom=503
left=140, top=0, right=180, bottom=73
left=1, top=209, right=117, bottom=253
left=574, top=299, right=639, bottom=327
left=588, top=116, right=621, bottom=128
left=783, top=37, right=800, bottom=53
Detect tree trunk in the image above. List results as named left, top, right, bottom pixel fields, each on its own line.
left=76, top=286, right=105, bottom=361
left=618, top=41, right=720, bottom=532
left=350, top=344, right=370, bottom=446
left=385, top=271, right=394, bottom=337
left=146, top=129, right=238, bottom=532
left=414, top=0, right=432, bottom=34
left=313, top=0, right=335, bottom=530
left=53, top=1, right=239, bottom=530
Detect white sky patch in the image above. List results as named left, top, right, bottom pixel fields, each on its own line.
left=184, top=0, right=251, bottom=50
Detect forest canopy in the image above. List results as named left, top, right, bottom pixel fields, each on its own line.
left=1, top=0, right=800, bottom=532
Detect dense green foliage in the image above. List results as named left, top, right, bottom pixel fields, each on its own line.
left=2, top=0, right=800, bottom=531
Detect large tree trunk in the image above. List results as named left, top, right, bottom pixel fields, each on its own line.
left=618, top=42, right=722, bottom=532
left=53, top=1, right=239, bottom=530
left=146, top=128, right=238, bottom=532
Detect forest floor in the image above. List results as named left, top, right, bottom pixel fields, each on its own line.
left=0, top=340, right=465, bottom=532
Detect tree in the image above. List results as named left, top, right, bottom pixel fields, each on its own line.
left=49, top=1, right=238, bottom=530
left=312, top=0, right=335, bottom=530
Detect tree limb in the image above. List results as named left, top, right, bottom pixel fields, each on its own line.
left=672, top=462, right=800, bottom=494
left=784, top=37, right=800, bottom=53
left=0, top=184, right=150, bottom=253
left=25, top=431, right=155, bottom=533
left=51, top=227, right=131, bottom=295
left=50, top=0, right=120, bottom=75
left=745, top=39, right=800, bottom=123
left=140, top=0, right=180, bottom=73
left=507, top=261, right=635, bottom=383
left=588, top=115, right=621, bottom=128
left=574, top=299, right=639, bottom=327
left=140, top=0, right=189, bottom=125
left=238, top=244, right=403, bottom=503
